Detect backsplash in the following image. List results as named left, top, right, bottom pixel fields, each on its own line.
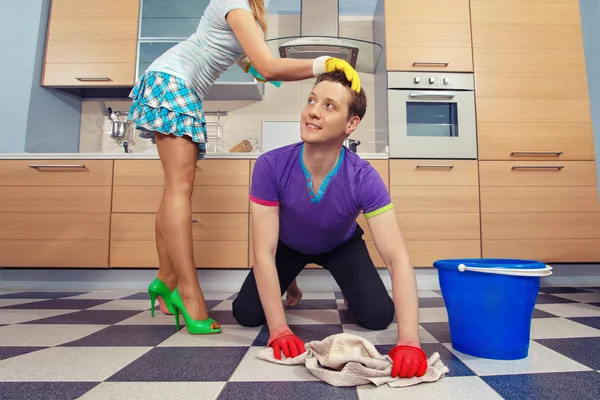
left=79, top=14, right=378, bottom=154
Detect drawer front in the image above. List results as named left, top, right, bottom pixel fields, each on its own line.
left=111, top=213, right=248, bottom=241
left=385, top=0, right=470, bottom=23
left=45, top=40, right=137, bottom=63
left=470, top=1, right=582, bottom=25
left=397, top=213, right=481, bottom=240
left=477, top=123, right=596, bottom=161
left=476, top=98, right=591, bottom=123
left=358, top=212, right=480, bottom=241
left=0, top=240, right=108, bottom=268
left=473, top=48, right=586, bottom=74
left=475, top=73, right=589, bottom=99
left=480, top=186, right=600, bottom=213
left=0, top=160, right=113, bottom=185
left=472, top=24, right=583, bottom=50
left=47, top=18, right=138, bottom=41
left=0, top=214, right=110, bottom=240
left=482, top=212, right=600, bottom=240
left=1, top=186, right=112, bottom=213
left=43, top=63, right=135, bottom=87
left=114, top=160, right=250, bottom=186
left=483, top=239, right=600, bottom=263
left=386, top=46, right=473, bottom=72
left=112, top=186, right=249, bottom=213
left=391, top=186, right=480, bottom=213
left=386, top=23, right=471, bottom=48
left=390, top=160, right=478, bottom=186
left=110, top=240, right=248, bottom=268
left=50, top=0, right=140, bottom=19
left=479, top=161, right=598, bottom=187
left=406, top=240, right=481, bottom=267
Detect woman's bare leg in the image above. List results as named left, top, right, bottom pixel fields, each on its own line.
left=155, top=206, right=177, bottom=314
left=154, top=132, right=219, bottom=328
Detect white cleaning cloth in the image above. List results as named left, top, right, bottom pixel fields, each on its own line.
left=258, top=333, right=449, bottom=388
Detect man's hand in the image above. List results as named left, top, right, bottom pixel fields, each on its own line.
left=389, top=345, right=428, bottom=378
left=267, top=325, right=306, bottom=360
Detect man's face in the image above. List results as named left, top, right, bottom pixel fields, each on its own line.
left=300, top=80, right=360, bottom=145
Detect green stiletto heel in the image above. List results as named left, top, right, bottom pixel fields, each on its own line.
left=148, top=277, right=175, bottom=317
left=170, top=288, right=222, bottom=334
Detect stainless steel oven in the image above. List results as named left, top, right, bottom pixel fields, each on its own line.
left=387, top=71, right=477, bottom=159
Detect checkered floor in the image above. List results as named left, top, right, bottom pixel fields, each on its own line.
left=0, top=287, right=599, bottom=400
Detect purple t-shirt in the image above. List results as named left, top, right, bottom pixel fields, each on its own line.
left=250, top=142, right=393, bottom=255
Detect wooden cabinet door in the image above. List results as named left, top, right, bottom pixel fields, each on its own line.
left=385, top=0, right=473, bottom=72
left=43, top=0, right=140, bottom=87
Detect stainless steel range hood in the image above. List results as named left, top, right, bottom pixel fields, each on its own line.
left=266, top=0, right=382, bottom=74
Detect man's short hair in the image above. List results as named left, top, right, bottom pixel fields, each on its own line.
left=313, top=70, right=367, bottom=120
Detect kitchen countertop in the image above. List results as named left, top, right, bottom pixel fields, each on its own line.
left=0, top=152, right=389, bottom=160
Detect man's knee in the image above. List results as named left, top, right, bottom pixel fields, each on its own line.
left=232, top=298, right=266, bottom=327
left=356, top=298, right=395, bottom=330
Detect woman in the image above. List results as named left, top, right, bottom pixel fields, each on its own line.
left=129, top=0, right=361, bottom=335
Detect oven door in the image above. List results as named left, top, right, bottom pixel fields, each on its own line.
left=387, top=89, right=477, bottom=159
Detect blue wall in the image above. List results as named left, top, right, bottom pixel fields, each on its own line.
left=0, top=0, right=81, bottom=153
left=580, top=0, right=600, bottom=194
left=0, top=1, right=41, bottom=152
left=24, top=0, right=81, bottom=153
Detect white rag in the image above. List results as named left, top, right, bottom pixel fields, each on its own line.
left=258, top=333, right=449, bottom=388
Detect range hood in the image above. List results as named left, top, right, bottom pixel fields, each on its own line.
left=266, top=0, right=382, bottom=74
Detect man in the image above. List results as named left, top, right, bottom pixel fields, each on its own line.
left=232, top=70, right=427, bottom=379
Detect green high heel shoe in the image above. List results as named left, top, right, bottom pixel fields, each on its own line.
left=170, top=288, right=222, bottom=334
left=148, top=277, right=176, bottom=317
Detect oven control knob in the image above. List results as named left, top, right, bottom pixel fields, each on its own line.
left=443, top=78, right=451, bottom=85
left=429, top=77, right=435, bottom=84
left=414, top=77, right=420, bottom=84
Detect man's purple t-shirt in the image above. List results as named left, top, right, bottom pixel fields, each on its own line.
left=250, top=142, right=393, bottom=255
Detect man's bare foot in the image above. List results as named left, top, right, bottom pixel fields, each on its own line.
left=285, top=286, right=303, bottom=307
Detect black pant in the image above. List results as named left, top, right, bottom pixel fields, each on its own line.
left=232, top=226, right=394, bottom=330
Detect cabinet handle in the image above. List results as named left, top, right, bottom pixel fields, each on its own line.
left=510, top=151, right=563, bottom=156
left=28, top=164, right=86, bottom=169
left=75, top=77, right=111, bottom=82
left=191, top=218, right=198, bottom=223
left=412, top=61, right=449, bottom=67
left=511, top=165, right=564, bottom=170
left=416, top=164, right=454, bottom=169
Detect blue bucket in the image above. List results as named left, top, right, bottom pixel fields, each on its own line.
left=433, top=258, right=552, bottom=360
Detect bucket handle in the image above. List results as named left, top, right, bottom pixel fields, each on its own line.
left=458, top=264, right=553, bottom=277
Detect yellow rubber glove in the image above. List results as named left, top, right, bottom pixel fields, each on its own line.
left=313, top=56, right=361, bottom=93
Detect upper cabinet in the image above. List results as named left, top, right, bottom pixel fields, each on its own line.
left=471, top=0, right=595, bottom=161
left=42, top=0, right=263, bottom=100
left=381, top=0, right=473, bottom=72
left=42, top=0, right=140, bottom=87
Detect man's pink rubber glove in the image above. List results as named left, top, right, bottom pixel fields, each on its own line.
left=389, top=345, right=428, bottom=378
left=267, top=325, right=306, bottom=360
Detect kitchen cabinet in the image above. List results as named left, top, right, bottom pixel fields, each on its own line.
left=110, top=159, right=251, bottom=268
left=471, top=0, right=595, bottom=161
left=42, top=0, right=139, bottom=87
left=382, top=0, right=473, bottom=72
left=0, top=160, right=113, bottom=268
left=479, top=161, right=600, bottom=262
left=389, top=160, right=481, bottom=267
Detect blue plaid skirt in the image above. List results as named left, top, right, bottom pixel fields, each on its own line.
left=128, top=71, right=208, bottom=160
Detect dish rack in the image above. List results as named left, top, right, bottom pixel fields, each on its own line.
left=204, top=111, right=227, bottom=152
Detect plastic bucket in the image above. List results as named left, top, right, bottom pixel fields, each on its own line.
left=433, top=258, right=552, bottom=360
